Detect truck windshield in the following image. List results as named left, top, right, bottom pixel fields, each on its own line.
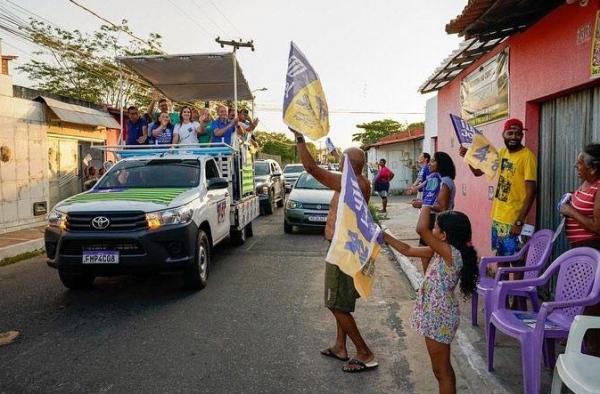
left=284, top=165, right=303, bottom=174
left=254, top=162, right=270, bottom=176
left=294, top=173, right=329, bottom=190
left=95, top=159, right=200, bottom=189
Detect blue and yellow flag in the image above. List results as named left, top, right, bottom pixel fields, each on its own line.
left=464, top=132, right=499, bottom=179
left=326, top=154, right=383, bottom=299
left=283, top=42, right=329, bottom=140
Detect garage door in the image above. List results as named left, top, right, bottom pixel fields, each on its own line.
left=538, top=86, right=600, bottom=256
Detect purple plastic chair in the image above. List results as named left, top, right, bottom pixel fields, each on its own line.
left=472, top=229, right=555, bottom=331
left=487, top=247, right=600, bottom=394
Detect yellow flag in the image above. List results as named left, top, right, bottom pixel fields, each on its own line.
left=464, top=132, right=499, bottom=179
left=283, top=42, right=329, bottom=140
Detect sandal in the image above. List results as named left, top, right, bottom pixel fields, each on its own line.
left=342, top=358, right=379, bottom=373
left=320, top=348, right=349, bottom=362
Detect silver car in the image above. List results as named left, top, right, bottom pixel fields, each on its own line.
left=283, top=163, right=304, bottom=192
left=284, top=172, right=334, bottom=233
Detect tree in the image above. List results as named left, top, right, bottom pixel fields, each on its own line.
left=17, top=19, right=162, bottom=107
left=352, top=119, right=424, bottom=145
left=254, top=131, right=317, bottom=164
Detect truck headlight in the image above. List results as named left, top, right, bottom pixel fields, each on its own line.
left=48, top=209, right=66, bottom=229
left=286, top=200, right=302, bottom=209
left=146, top=204, right=194, bottom=229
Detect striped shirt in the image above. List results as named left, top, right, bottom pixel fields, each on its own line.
left=566, top=180, right=600, bottom=244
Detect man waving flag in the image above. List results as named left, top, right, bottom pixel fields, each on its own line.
left=326, top=154, right=383, bottom=299
left=283, top=42, right=330, bottom=140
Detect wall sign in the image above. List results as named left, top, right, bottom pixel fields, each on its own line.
left=591, top=11, right=600, bottom=78
left=460, top=48, right=509, bottom=126
left=33, top=201, right=48, bottom=216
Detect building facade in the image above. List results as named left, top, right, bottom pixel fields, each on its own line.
left=421, top=0, right=600, bottom=255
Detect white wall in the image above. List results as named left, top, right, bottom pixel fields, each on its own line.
left=0, top=95, right=49, bottom=233
left=366, top=139, right=422, bottom=192
left=423, top=95, right=438, bottom=155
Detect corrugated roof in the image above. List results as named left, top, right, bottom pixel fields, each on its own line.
left=116, top=52, right=253, bottom=102
left=36, top=96, right=120, bottom=129
left=365, top=128, right=424, bottom=149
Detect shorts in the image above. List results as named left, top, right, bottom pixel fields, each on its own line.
left=324, top=262, right=360, bottom=313
left=379, top=190, right=388, bottom=198
left=491, top=220, right=524, bottom=257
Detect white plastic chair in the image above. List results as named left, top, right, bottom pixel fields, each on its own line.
left=551, top=315, right=600, bottom=394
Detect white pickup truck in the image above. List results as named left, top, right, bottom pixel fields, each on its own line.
left=45, top=145, right=259, bottom=290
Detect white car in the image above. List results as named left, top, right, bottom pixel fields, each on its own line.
left=283, top=163, right=304, bottom=192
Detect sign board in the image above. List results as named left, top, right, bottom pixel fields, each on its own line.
left=460, top=48, right=509, bottom=126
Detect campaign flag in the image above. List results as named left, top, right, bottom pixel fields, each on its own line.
left=326, top=154, right=383, bottom=298
left=449, top=113, right=479, bottom=145
left=325, top=137, right=336, bottom=153
left=283, top=42, right=330, bottom=140
left=463, top=132, right=499, bottom=179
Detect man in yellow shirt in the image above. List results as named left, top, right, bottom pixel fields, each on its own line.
left=460, top=118, right=537, bottom=256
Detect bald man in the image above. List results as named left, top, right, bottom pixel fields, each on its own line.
left=291, top=129, right=377, bottom=373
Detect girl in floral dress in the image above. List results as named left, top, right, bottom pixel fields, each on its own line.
left=384, top=206, right=478, bottom=394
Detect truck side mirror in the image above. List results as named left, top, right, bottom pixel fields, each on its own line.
left=207, top=177, right=229, bottom=190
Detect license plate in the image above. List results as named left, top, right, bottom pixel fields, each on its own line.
left=308, top=216, right=327, bottom=222
left=82, top=251, right=119, bottom=264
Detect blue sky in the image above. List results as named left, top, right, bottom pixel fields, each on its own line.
left=2, top=0, right=466, bottom=148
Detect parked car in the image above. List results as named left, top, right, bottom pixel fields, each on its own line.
left=254, top=159, right=285, bottom=215
left=282, top=163, right=304, bottom=192
left=284, top=172, right=334, bottom=233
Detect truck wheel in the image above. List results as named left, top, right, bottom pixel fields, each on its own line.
left=230, top=225, right=247, bottom=246
left=284, top=220, right=293, bottom=234
left=58, top=270, right=95, bottom=290
left=264, top=192, right=274, bottom=215
left=245, top=222, right=254, bottom=238
left=183, top=229, right=210, bottom=290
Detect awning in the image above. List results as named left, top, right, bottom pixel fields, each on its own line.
left=446, top=0, right=563, bottom=39
left=36, top=96, right=120, bottom=129
left=116, top=52, right=253, bottom=102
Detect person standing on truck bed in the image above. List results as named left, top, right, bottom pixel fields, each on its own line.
left=147, top=89, right=180, bottom=124
left=211, top=104, right=242, bottom=146
left=173, top=106, right=200, bottom=145
left=148, top=112, right=175, bottom=145
left=197, top=108, right=213, bottom=144
left=125, top=106, right=148, bottom=146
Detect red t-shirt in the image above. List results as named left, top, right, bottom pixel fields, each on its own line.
left=566, top=180, right=600, bottom=245
left=376, top=166, right=393, bottom=183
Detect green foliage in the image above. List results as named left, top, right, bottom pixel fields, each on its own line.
left=254, top=131, right=317, bottom=165
left=17, top=19, right=162, bottom=107
left=368, top=204, right=381, bottom=225
left=352, top=119, right=425, bottom=146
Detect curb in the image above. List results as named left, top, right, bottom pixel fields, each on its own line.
left=384, top=229, right=510, bottom=394
left=0, top=238, right=44, bottom=261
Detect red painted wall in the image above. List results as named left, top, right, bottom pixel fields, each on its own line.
left=436, top=2, right=600, bottom=255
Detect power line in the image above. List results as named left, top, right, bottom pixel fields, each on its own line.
left=254, top=106, right=424, bottom=115
left=165, top=0, right=215, bottom=39
left=206, top=0, right=242, bottom=37
left=66, top=0, right=164, bottom=53
left=189, top=0, right=230, bottom=38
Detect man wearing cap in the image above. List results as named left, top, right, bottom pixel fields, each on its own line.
left=459, top=118, right=537, bottom=257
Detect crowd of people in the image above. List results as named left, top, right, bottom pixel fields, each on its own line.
left=292, top=117, right=600, bottom=393
left=124, top=91, right=259, bottom=149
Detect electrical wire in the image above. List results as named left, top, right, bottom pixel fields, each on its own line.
left=188, top=0, right=230, bottom=38
left=206, top=0, right=242, bottom=37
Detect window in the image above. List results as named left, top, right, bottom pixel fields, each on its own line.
left=205, top=160, right=220, bottom=180
left=95, top=159, right=200, bottom=189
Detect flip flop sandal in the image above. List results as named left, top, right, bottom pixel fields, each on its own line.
left=320, top=348, right=350, bottom=362
left=342, top=358, right=379, bottom=373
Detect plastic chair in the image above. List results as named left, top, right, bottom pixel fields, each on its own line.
left=487, top=247, right=600, bottom=394
left=551, top=315, right=600, bottom=394
left=472, top=229, right=554, bottom=331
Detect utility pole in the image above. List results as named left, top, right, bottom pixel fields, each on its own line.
left=215, top=37, right=255, bottom=114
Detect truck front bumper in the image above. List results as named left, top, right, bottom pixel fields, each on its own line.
left=45, top=222, right=198, bottom=275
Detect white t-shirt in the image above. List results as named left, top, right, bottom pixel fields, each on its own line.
left=174, top=121, right=200, bottom=145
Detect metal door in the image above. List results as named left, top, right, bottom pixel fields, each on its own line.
left=538, top=86, right=600, bottom=257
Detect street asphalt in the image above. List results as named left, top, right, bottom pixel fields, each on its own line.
left=0, top=208, right=426, bottom=394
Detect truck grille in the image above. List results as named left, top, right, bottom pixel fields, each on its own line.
left=66, top=211, right=148, bottom=232
left=302, top=203, right=329, bottom=211
left=60, top=239, right=145, bottom=256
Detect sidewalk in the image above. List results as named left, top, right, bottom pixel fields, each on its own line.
left=377, top=195, right=553, bottom=394
left=0, top=226, right=45, bottom=262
